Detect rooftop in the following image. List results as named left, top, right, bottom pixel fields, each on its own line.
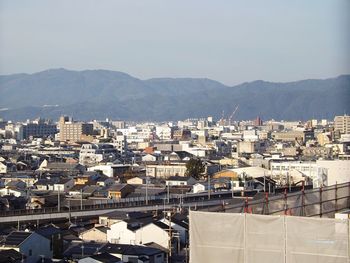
left=100, top=243, right=163, bottom=256
left=1, top=231, right=32, bottom=247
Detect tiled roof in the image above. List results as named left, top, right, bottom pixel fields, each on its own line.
left=1, top=231, right=32, bottom=246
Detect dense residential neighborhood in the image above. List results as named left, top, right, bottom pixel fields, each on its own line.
left=0, top=114, right=349, bottom=262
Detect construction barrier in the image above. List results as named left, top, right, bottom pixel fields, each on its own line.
left=190, top=211, right=349, bottom=263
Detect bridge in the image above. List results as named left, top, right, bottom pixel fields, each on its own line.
left=0, top=191, right=245, bottom=223
left=0, top=182, right=349, bottom=223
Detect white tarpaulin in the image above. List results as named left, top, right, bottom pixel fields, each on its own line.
left=189, top=211, right=349, bottom=263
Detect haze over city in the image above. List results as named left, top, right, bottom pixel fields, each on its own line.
left=1, top=0, right=349, bottom=85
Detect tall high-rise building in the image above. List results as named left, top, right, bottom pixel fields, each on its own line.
left=58, top=116, right=94, bottom=142
left=334, top=115, right=350, bottom=134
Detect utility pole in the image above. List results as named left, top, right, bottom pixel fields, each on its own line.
left=81, top=244, right=84, bottom=258
left=288, top=172, right=291, bottom=192
left=146, top=176, right=148, bottom=205
left=167, top=184, right=170, bottom=204
left=80, top=188, right=83, bottom=210
left=231, top=180, right=234, bottom=198
left=163, top=198, right=166, bottom=214
left=68, top=200, right=71, bottom=224
left=208, top=174, right=211, bottom=200
left=57, top=187, right=60, bottom=212
left=168, top=212, right=172, bottom=260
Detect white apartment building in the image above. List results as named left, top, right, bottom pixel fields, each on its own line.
left=146, top=163, right=187, bottom=178
left=156, top=126, right=173, bottom=140
left=117, top=127, right=153, bottom=143
left=113, top=135, right=128, bottom=154
left=79, top=143, right=118, bottom=165
left=243, top=129, right=259, bottom=141
left=316, top=159, right=350, bottom=186
left=269, top=160, right=350, bottom=187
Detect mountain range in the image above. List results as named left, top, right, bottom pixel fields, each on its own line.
left=0, top=68, right=349, bottom=121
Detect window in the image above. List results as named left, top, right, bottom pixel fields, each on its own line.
left=29, top=249, right=32, bottom=256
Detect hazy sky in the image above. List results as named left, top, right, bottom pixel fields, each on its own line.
left=0, top=0, right=349, bottom=85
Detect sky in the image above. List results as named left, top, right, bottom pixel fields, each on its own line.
left=0, top=0, right=349, bottom=85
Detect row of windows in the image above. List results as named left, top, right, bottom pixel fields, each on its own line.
left=272, top=165, right=314, bottom=171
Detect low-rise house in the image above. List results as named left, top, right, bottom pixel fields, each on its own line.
left=163, top=152, right=181, bottom=162
left=41, top=162, right=86, bottom=175
left=99, top=211, right=154, bottom=228
left=229, top=166, right=270, bottom=179
left=88, top=164, right=131, bottom=178
left=142, top=154, right=162, bottom=162
left=107, top=220, right=172, bottom=250
left=79, top=226, right=109, bottom=243
left=69, top=184, right=86, bottom=196
left=35, top=225, right=64, bottom=259
left=26, top=197, right=46, bottom=209
left=0, top=231, right=52, bottom=263
left=0, top=249, right=23, bottom=263
left=25, top=193, right=60, bottom=210
left=83, top=185, right=101, bottom=197
left=100, top=243, right=166, bottom=263
left=96, top=175, right=115, bottom=187
left=127, top=176, right=156, bottom=185
left=0, top=195, right=27, bottom=210
left=107, top=184, right=135, bottom=199
left=63, top=242, right=106, bottom=260
left=74, top=172, right=99, bottom=185
left=5, top=180, right=26, bottom=190
left=213, top=170, right=238, bottom=180
left=54, top=178, right=74, bottom=192
left=0, top=162, right=7, bottom=174
left=79, top=252, right=122, bottom=263
left=253, top=176, right=277, bottom=193
left=2, top=175, right=37, bottom=188
left=192, top=182, right=209, bottom=194
left=211, top=177, right=232, bottom=191
left=15, top=161, right=30, bottom=171
left=34, top=179, right=56, bottom=191
left=127, top=176, right=147, bottom=185
left=0, top=187, right=27, bottom=198
left=0, top=161, right=16, bottom=174
left=165, top=176, right=196, bottom=186
left=159, top=215, right=188, bottom=245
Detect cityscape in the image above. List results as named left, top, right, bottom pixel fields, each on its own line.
left=0, top=114, right=349, bottom=262
left=0, top=1, right=350, bottom=263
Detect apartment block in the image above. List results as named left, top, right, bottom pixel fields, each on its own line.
left=334, top=115, right=350, bottom=134
left=58, top=116, right=93, bottom=142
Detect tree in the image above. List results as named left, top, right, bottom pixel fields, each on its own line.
left=185, top=158, right=205, bottom=180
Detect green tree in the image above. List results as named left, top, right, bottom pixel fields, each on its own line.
left=185, top=158, right=205, bottom=180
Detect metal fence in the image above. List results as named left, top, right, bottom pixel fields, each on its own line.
left=224, top=182, right=350, bottom=218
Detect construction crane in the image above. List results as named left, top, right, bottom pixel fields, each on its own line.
left=228, top=105, right=239, bottom=126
